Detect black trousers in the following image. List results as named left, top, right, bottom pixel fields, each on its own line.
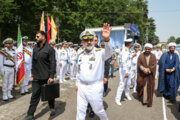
left=27, top=80, right=55, bottom=116
left=104, top=81, right=108, bottom=92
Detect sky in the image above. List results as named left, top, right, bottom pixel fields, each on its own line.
left=148, top=0, right=180, bottom=42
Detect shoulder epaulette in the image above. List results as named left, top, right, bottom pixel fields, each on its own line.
left=130, top=50, right=134, bottom=53
left=95, top=48, right=103, bottom=51
left=125, top=47, right=128, bottom=51
left=78, top=50, right=84, bottom=56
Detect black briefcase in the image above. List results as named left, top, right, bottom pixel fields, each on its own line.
left=41, top=82, right=60, bottom=101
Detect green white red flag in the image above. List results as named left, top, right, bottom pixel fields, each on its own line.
left=16, top=25, right=25, bottom=85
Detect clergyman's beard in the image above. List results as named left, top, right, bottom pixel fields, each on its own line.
left=144, top=51, right=150, bottom=56
left=170, top=50, right=174, bottom=54
left=85, top=44, right=94, bottom=51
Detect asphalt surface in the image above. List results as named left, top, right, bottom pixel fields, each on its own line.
left=0, top=71, right=180, bottom=120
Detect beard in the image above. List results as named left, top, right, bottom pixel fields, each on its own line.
left=170, top=50, right=174, bottom=53
left=36, top=39, right=43, bottom=44
left=85, top=44, right=94, bottom=51
left=144, top=51, right=150, bottom=56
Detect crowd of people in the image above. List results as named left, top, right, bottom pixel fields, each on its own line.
left=0, top=23, right=180, bottom=120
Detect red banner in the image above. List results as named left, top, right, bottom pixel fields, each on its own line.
left=47, top=13, right=51, bottom=44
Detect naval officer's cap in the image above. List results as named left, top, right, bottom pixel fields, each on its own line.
left=22, top=36, right=28, bottom=41
left=73, top=44, right=78, bottom=47
left=68, top=42, right=73, bottom=45
left=80, top=30, right=96, bottom=40
left=3, top=38, right=14, bottom=44
left=62, top=41, right=67, bottom=45
left=124, top=38, right=133, bottom=43
left=134, top=43, right=141, bottom=48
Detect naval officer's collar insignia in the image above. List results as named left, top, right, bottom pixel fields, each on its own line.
left=95, top=48, right=103, bottom=52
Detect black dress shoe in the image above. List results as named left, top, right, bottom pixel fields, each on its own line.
left=103, top=92, right=107, bottom=97
left=2, top=99, right=9, bottom=102
left=89, top=111, right=95, bottom=118
left=25, top=91, right=30, bottom=94
left=50, top=109, right=56, bottom=116
left=21, top=93, right=26, bottom=95
left=23, top=115, right=34, bottom=120
left=163, top=94, right=170, bottom=100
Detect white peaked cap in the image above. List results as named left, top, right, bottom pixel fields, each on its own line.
left=144, top=43, right=153, bottom=49
left=124, top=38, right=133, bottom=43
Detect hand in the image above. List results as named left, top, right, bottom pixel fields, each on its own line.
left=170, top=69, right=175, bottom=72
left=133, top=54, right=137, bottom=57
left=59, top=63, right=62, bottom=66
left=166, top=69, right=171, bottom=73
left=143, top=69, right=149, bottom=74
left=103, top=78, right=108, bottom=84
left=47, top=78, right=54, bottom=84
left=31, top=74, right=34, bottom=78
left=0, top=69, right=4, bottom=76
left=101, top=23, right=112, bottom=41
left=124, top=73, right=129, bottom=78
left=75, top=86, right=78, bottom=92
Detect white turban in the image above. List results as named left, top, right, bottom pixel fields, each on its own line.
left=144, top=43, right=153, bottom=49
left=168, top=42, right=177, bottom=48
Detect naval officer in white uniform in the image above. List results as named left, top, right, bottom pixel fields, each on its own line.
left=76, top=23, right=113, bottom=120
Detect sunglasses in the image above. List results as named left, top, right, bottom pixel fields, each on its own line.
left=36, top=36, right=40, bottom=38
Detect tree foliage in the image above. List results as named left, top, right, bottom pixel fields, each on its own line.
left=176, top=37, right=180, bottom=44
left=0, top=0, right=159, bottom=46
left=167, top=36, right=176, bottom=43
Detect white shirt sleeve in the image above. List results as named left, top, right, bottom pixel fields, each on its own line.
left=102, top=40, right=113, bottom=61
left=0, top=54, right=4, bottom=75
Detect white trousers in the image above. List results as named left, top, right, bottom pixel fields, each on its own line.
left=70, top=61, right=76, bottom=79
left=76, top=81, right=108, bottom=120
left=20, top=65, right=31, bottom=87
left=116, top=67, right=131, bottom=101
left=68, top=63, right=71, bottom=73
left=131, top=69, right=137, bottom=91
left=59, top=61, right=67, bottom=82
left=56, top=64, right=60, bottom=77
left=2, top=66, right=14, bottom=92
left=155, top=64, right=159, bottom=80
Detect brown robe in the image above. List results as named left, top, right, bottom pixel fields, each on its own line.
left=137, top=52, right=156, bottom=107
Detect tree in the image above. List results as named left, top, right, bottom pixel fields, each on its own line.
left=167, top=36, right=176, bottom=43
left=176, top=37, right=180, bottom=44
left=0, top=0, right=18, bottom=46
left=0, top=0, right=158, bottom=46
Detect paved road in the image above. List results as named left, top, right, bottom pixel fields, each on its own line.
left=0, top=71, right=180, bottom=120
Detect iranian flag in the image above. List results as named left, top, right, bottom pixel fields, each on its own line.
left=16, top=25, right=25, bottom=85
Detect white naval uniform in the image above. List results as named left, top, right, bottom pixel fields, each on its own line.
left=56, top=48, right=61, bottom=78
left=77, top=47, right=84, bottom=68
left=115, top=47, right=132, bottom=102
left=131, top=50, right=141, bottom=92
left=153, top=50, right=162, bottom=80
left=58, top=48, right=68, bottom=83
left=69, top=49, right=78, bottom=80
left=0, top=47, right=16, bottom=99
left=76, top=41, right=113, bottom=120
left=67, top=47, right=73, bottom=74
left=20, top=46, right=33, bottom=93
